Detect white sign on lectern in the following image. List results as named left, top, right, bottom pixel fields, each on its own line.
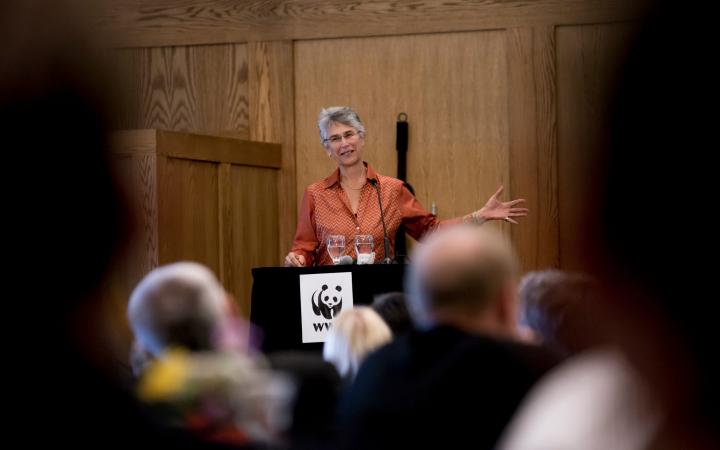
left=298, top=272, right=354, bottom=343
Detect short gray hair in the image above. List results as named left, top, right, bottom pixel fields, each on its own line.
left=317, top=106, right=365, bottom=145
left=127, top=262, right=227, bottom=357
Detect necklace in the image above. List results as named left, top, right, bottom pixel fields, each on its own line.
left=341, top=168, right=367, bottom=190
left=341, top=179, right=366, bottom=190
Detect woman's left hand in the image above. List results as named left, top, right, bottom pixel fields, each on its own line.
left=477, top=185, right=528, bottom=224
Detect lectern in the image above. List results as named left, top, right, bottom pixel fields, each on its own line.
left=250, top=264, right=406, bottom=353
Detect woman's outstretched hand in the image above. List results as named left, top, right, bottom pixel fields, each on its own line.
left=477, top=185, right=529, bottom=224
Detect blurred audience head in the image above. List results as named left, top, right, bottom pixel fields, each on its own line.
left=2, top=0, right=127, bottom=320
left=268, top=351, right=343, bottom=450
left=518, top=270, right=599, bottom=355
left=323, top=306, right=392, bottom=380
left=128, top=262, right=229, bottom=361
left=579, top=0, right=719, bottom=446
left=371, top=291, right=413, bottom=336
left=406, top=225, right=520, bottom=337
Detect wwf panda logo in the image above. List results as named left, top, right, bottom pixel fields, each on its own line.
left=312, top=284, right=343, bottom=320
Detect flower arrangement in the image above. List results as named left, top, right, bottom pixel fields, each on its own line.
left=137, top=347, right=295, bottom=446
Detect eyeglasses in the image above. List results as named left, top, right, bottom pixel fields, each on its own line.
left=324, top=130, right=360, bottom=145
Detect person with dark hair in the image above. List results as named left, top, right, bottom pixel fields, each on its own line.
left=501, top=2, right=720, bottom=448
left=267, top=351, right=343, bottom=450
left=591, top=3, right=720, bottom=446
left=370, top=291, right=413, bottom=336
left=284, top=106, right=528, bottom=267
left=2, top=2, right=270, bottom=448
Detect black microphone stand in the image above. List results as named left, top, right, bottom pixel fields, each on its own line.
left=395, top=113, right=410, bottom=264
left=369, top=179, right=394, bottom=264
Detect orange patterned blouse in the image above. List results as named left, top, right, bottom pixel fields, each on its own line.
left=291, top=163, right=461, bottom=266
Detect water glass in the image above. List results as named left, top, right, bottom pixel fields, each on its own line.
left=327, top=235, right=346, bottom=264
left=354, top=234, right=375, bottom=265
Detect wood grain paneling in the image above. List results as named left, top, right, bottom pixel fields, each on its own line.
left=97, top=0, right=645, bottom=48
left=157, top=156, right=221, bottom=274
left=228, top=166, right=279, bottom=317
left=105, top=135, right=160, bottom=359
left=507, top=27, right=559, bottom=271
left=556, top=23, right=634, bottom=270
left=111, top=44, right=249, bottom=136
left=157, top=130, right=281, bottom=168
left=110, top=130, right=281, bottom=321
left=111, top=131, right=160, bottom=276
left=295, top=31, right=509, bottom=237
left=218, top=162, right=234, bottom=296
left=105, top=2, right=639, bottom=287
left=248, top=42, right=296, bottom=263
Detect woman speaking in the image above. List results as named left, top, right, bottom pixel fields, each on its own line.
left=284, top=106, right=528, bottom=267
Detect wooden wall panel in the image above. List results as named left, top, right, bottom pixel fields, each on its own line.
left=248, top=42, right=296, bottom=263
left=556, top=23, right=634, bottom=270
left=157, top=130, right=281, bottom=167
left=104, top=134, right=159, bottom=360
left=97, top=0, right=644, bottom=48
left=228, top=166, right=279, bottom=317
left=110, top=130, right=280, bottom=327
left=157, top=156, right=220, bottom=274
left=112, top=44, right=249, bottom=137
left=295, top=31, right=509, bottom=237
left=105, top=2, right=640, bottom=281
left=218, top=162, right=234, bottom=301
left=507, top=27, right=559, bottom=271
left=111, top=130, right=160, bottom=276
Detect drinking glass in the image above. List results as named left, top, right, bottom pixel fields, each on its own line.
left=327, top=235, right=346, bottom=264
left=354, top=234, right=375, bottom=265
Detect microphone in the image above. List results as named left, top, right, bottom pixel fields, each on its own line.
left=337, top=255, right=354, bottom=265
left=368, top=178, right=394, bottom=264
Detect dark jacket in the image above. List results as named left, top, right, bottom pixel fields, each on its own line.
left=337, top=325, right=560, bottom=450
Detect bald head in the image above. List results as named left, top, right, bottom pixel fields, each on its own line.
left=406, top=225, right=519, bottom=330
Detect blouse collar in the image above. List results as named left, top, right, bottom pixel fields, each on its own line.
left=322, top=161, right=380, bottom=189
